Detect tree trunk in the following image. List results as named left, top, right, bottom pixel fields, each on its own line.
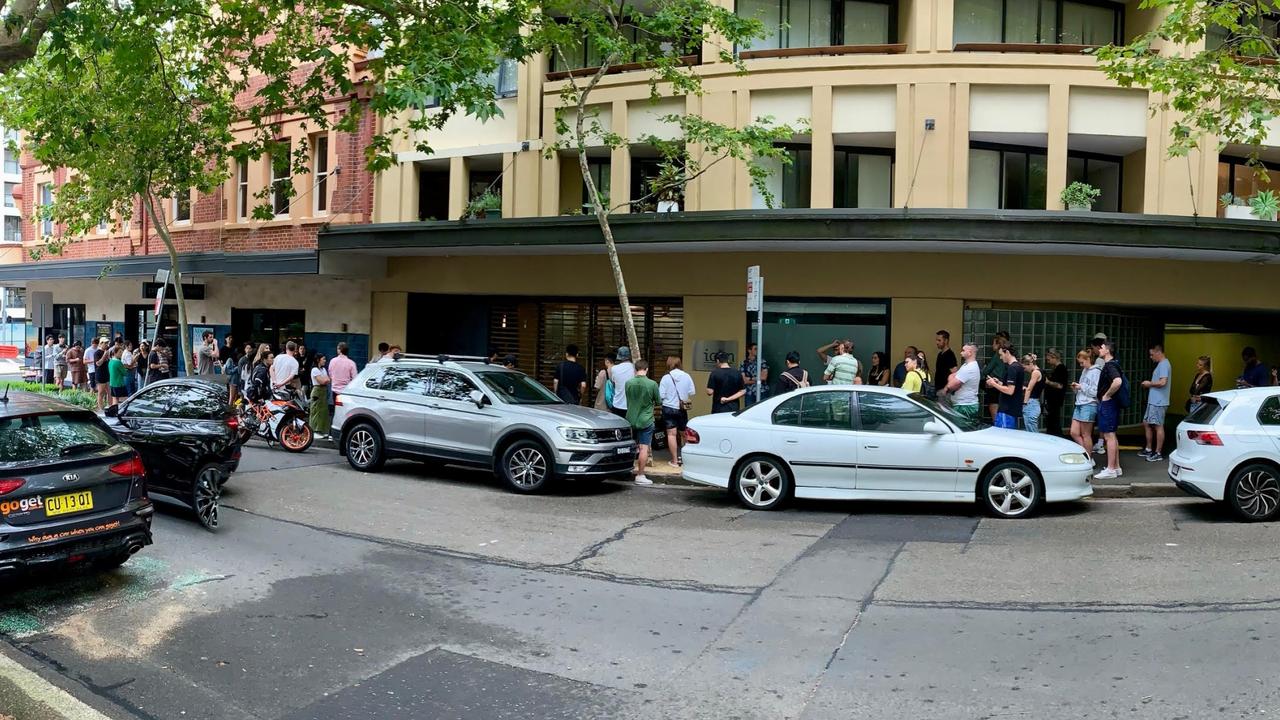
left=577, top=120, right=640, bottom=358
left=141, top=192, right=191, bottom=376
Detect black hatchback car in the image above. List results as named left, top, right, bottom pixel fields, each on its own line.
left=0, top=390, right=154, bottom=578
left=103, top=378, right=241, bottom=531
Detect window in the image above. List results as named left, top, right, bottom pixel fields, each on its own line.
left=271, top=140, right=292, bottom=216
left=236, top=159, right=249, bottom=221
left=834, top=148, right=893, bottom=208
left=434, top=371, right=481, bottom=402
left=1207, top=11, right=1280, bottom=54
left=856, top=393, right=935, bottom=433
left=476, top=371, right=560, bottom=404
left=97, top=217, right=108, bottom=234
left=1186, top=397, right=1224, bottom=425
left=582, top=157, right=611, bottom=210
left=39, top=183, right=52, bottom=236
left=631, top=157, right=681, bottom=211
left=1218, top=156, right=1280, bottom=214
left=486, top=58, right=518, bottom=98
left=372, top=366, right=433, bottom=395
left=167, top=387, right=225, bottom=420
left=550, top=22, right=694, bottom=71
left=738, top=0, right=896, bottom=50
left=781, top=146, right=812, bottom=208
left=1258, top=397, right=1280, bottom=426
left=174, top=190, right=192, bottom=223
left=2, top=182, right=13, bottom=208
left=968, top=145, right=1047, bottom=210
left=123, top=386, right=183, bottom=418
left=799, top=391, right=854, bottom=430
left=953, top=0, right=1121, bottom=46
left=3, top=132, right=18, bottom=175
left=0, top=412, right=119, bottom=467
left=4, top=215, right=20, bottom=243
left=1066, top=153, right=1122, bottom=212
left=773, top=395, right=802, bottom=426
left=312, top=136, right=330, bottom=214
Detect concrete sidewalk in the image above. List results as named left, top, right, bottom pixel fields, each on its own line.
left=0, top=645, right=115, bottom=720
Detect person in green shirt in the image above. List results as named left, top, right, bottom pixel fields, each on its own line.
left=624, top=360, right=661, bottom=486
left=108, top=346, right=130, bottom=406
left=982, top=331, right=1010, bottom=421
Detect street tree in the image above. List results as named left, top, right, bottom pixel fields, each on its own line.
left=1097, top=0, right=1280, bottom=167
left=527, top=1, right=800, bottom=355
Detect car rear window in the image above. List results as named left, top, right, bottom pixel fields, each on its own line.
left=1185, top=398, right=1224, bottom=426
left=0, top=412, right=118, bottom=467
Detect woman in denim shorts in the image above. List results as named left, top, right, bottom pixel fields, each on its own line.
left=1069, top=348, right=1101, bottom=453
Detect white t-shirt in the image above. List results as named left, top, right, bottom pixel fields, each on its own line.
left=609, top=361, right=635, bottom=409
left=952, top=360, right=980, bottom=406
left=271, top=353, right=299, bottom=388
left=311, top=367, right=328, bottom=385
left=659, top=368, right=695, bottom=410
left=122, top=350, right=134, bottom=368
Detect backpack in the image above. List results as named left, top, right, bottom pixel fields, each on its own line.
left=915, top=370, right=938, bottom=400
left=604, top=378, right=614, bottom=408
left=782, top=368, right=809, bottom=390
left=1113, top=364, right=1131, bottom=409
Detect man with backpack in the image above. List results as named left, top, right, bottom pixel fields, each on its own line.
left=779, top=351, right=809, bottom=393
left=1094, top=340, right=1127, bottom=480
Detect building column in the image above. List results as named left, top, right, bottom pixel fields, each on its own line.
left=447, top=156, right=470, bottom=220
left=810, top=86, right=834, bottom=208
left=397, top=162, right=418, bottom=222
left=541, top=107, right=561, bottom=217
left=501, top=152, right=516, bottom=216
left=951, top=83, right=971, bottom=208
left=610, top=99, right=631, bottom=214
left=734, top=91, right=752, bottom=209
left=371, top=291, right=408, bottom=350
left=1046, top=84, right=1070, bottom=210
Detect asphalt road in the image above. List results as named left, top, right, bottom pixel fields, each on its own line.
left=2, top=445, right=1279, bottom=719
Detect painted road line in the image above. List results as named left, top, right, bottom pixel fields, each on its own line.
left=0, top=648, right=113, bottom=720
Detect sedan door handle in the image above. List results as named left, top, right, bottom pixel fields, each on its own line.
left=863, top=444, right=879, bottom=449
left=785, top=439, right=799, bottom=444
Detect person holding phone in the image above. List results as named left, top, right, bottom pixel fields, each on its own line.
left=984, top=341, right=1024, bottom=430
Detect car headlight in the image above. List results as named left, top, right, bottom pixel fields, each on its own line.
left=1059, top=453, right=1089, bottom=465
left=559, top=427, right=597, bottom=443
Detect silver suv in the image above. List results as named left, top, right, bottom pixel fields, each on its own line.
left=333, top=355, right=637, bottom=493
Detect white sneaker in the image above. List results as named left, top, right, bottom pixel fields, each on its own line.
left=634, top=475, right=653, bottom=485
left=1093, top=468, right=1119, bottom=480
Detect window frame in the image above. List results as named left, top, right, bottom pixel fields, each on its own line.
left=312, top=135, right=330, bottom=215
left=38, top=182, right=52, bottom=236
left=173, top=190, right=192, bottom=224
left=429, top=369, right=481, bottom=402
left=236, top=158, right=250, bottom=222
left=969, top=141, right=1050, bottom=210
left=770, top=390, right=856, bottom=431
left=2, top=181, right=14, bottom=208
left=1065, top=149, right=1124, bottom=212
left=954, top=0, right=1122, bottom=46
left=833, top=145, right=895, bottom=208
left=2, top=132, right=18, bottom=176
left=3, top=215, right=21, bottom=243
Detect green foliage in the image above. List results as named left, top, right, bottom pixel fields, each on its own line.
left=1250, top=189, right=1279, bottom=218
left=1096, top=0, right=1280, bottom=166
left=1061, top=181, right=1102, bottom=208
left=464, top=190, right=503, bottom=218
left=1, top=382, right=98, bottom=410
left=1220, top=192, right=1247, bottom=207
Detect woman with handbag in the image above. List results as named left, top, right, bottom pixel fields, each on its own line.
left=1187, top=356, right=1213, bottom=415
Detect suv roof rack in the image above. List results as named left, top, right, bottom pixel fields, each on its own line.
left=391, top=353, right=492, bottom=364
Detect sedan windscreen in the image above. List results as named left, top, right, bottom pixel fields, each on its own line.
left=0, top=412, right=119, bottom=468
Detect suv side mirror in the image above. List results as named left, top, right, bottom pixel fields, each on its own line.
left=105, top=405, right=120, bottom=418
left=470, top=390, right=489, bottom=409
left=923, top=420, right=949, bottom=435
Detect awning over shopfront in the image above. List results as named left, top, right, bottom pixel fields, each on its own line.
left=0, top=249, right=320, bottom=283
left=318, top=209, right=1280, bottom=265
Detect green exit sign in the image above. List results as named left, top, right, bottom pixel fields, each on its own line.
left=780, top=318, right=796, bottom=325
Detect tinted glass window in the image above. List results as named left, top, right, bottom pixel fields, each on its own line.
left=773, top=395, right=802, bottom=426
left=1258, top=397, right=1280, bottom=426
left=124, top=386, right=180, bottom=418
left=0, top=412, right=118, bottom=467
left=1187, top=397, right=1224, bottom=426
left=168, top=387, right=225, bottom=420
left=434, top=371, right=480, bottom=402
left=378, top=367, right=433, bottom=395
left=799, top=392, right=853, bottom=430
left=857, top=393, right=934, bottom=433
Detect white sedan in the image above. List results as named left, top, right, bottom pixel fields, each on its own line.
left=683, top=385, right=1094, bottom=518
left=1169, top=387, right=1280, bottom=522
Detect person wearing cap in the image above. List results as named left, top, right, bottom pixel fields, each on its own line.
left=608, top=346, right=636, bottom=419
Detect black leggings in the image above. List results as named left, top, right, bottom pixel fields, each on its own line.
left=1044, top=400, right=1065, bottom=436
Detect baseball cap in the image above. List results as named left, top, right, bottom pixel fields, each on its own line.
left=100, top=336, right=110, bottom=344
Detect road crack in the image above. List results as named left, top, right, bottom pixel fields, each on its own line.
left=558, top=508, right=690, bottom=568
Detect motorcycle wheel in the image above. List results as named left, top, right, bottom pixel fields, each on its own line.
left=279, top=419, right=313, bottom=453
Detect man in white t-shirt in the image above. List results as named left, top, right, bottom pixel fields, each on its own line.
left=271, top=341, right=301, bottom=394
left=608, top=346, right=636, bottom=418
left=942, top=342, right=981, bottom=421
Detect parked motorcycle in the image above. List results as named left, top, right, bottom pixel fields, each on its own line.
left=235, top=391, right=313, bottom=452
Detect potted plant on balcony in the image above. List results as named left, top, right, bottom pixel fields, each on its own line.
left=1250, top=190, right=1279, bottom=221
left=465, top=191, right=503, bottom=220
left=1061, top=181, right=1101, bottom=212
left=1220, top=193, right=1253, bottom=220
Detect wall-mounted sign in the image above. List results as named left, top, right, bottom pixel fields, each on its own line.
left=93, top=322, right=114, bottom=342
left=691, top=340, right=738, bottom=371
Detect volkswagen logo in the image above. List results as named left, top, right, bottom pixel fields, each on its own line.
left=62, top=473, right=79, bottom=483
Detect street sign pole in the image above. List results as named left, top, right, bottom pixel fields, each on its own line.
left=747, top=266, right=763, bottom=405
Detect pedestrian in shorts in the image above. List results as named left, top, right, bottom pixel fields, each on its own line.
left=1139, top=343, right=1171, bottom=462
left=660, top=354, right=695, bottom=468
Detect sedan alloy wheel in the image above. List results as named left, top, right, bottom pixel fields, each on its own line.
left=982, top=462, right=1042, bottom=519
left=734, top=455, right=790, bottom=511
left=193, top=464, right=222, bottom=531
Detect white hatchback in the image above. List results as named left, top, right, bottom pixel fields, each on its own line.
left=683, top=386, right=1094, bottom=518
left=1169, top=387, right=1280, bottom=522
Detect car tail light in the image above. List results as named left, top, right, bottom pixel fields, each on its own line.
left=0, top=478, right=25, bottom=496
left=109, top=455, right=146, bottom=477
left=334, top=394, right=344, bottom=407
left=684, top=428, right=700, bottom=444
left=226, top=415, right=239, bottom=431
left=1188, top=430, right=1224, bottom=446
